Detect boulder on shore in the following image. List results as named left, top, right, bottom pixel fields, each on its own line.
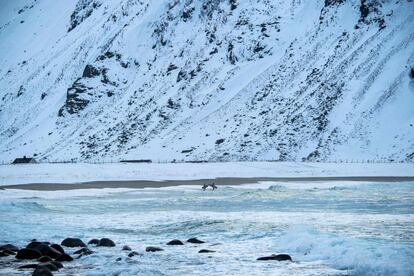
left=55, top=253, right=73, bottom=262
left=145, top=246, right=164, bottom=252
left=122, top=245, right=132, bottom=251
left=198, top=249, right=215, bottom=253
left=32, top=266, right=53, bottom=276
left=167, top=239, right=184, bottom=245
left=50, top=244, right=65, bottom=254
left=88, top=239, right=100, bottom=245
left=31, top=244, right=61, bottom=259
left=187, top=238, right=205, bottom=244
left=98, top=238, right=116, bottom=247
left=257, top=254, right=292, bottom=261
left=15, top=248, right=42, bottom=260
left=0, top=244, right=19, bottom=252
left=128, top=251, right=140, bottom=257
left=73, top=248, right=94, bottom=256
left=61, top=238, right=86, bottom=248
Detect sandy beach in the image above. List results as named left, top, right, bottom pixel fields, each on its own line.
left=2, top=176, right=414, bottom=191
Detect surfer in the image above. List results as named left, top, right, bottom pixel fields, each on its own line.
left=211, top=183, right=217, bottom=190
left=202, top=183, right=208, bottom=191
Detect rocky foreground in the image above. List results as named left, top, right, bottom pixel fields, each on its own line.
left=0, top=237, right=292, bottom=275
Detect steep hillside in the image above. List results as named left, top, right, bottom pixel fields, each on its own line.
left=0, top=0, right=413, bottom=162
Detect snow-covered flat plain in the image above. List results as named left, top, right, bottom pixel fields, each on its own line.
left=1, top=161, right=414, bottom=186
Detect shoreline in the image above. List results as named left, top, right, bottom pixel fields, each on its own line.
left=1, top=176, right=414, bottom=191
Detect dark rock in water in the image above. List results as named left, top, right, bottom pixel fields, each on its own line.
left=32, top=266, right=53, bottom=276
left=0, top=251, right=8, bottom=257
left=50, top=261, right=63, bottom=269
left=61, top=238, right=86, bottom=248
left=55, top=253, right=73, bottom=262
left=198, top=249, right=215, bottom=253
left=19, top=263, right=38, bottom=269
left=167, top=239, right=184, bottom=245
left=145, top=246, right=164, bottom=252
left=98, top=238, right=116, bottom=247
left=128, top=251, right=140, bottom=257
left=32, top=244, right=61, bottom=259
left=122, top=245, right=131, bottom=251
left=187, top=238, right=205, bottom=244
left=38, top=262, right=59, bottom=271
left=26, top=241, right=42, bottom=249
left=73, top=248, right=94, bottom=255
left=3, top=249, right=16, bottom=255
left=16, top=248, right=42, bottom=259
left=115, top=257, right=122, bottom=261
left=257, top=254, right=292, bottom=261
left=0, top=244, right=19, bottom=252
left=50, top=244, right=64, bottom=254
left=88, top=239, right=100, bottom=245
left=38, top=256, right=53, bottom=262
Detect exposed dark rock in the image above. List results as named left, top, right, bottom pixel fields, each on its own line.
left=50, top=244, right=64, bottom=254
left=2, top=249, right=16, bottom=255
left=26, top=241, right=43, bottom=249
left=59, top=81, right=90, bottom=116
left=68, top=0, right=101, bottom=32
left=32, top=244, right=61, bottom=259
left=115, top=257, right=122, bottom=261
left=128, top=251, right=140, bottom=257
left=122, top=245, right=132, bottom=251
left=145, top=246, right=164, bottom=252
left=198, top=249, right=215, bottom=253
left=0, top=251, right=11, bottom=257
left=50, top=261, right=63, bottom=269
left=257, top=254, right=292, bottom=261
left=16, top=248, right=42, bottom=260
left=0, top=244, right=19, bottom=252
left=19, top=263, right=38, bottom=269
left=73, top=248, right=94, bottom=255
left=38, top=262, right=59, bottom=271
left=38, top=256, right=53, bottom=263
left=324, top=0, right=344, bottom=7
left=32, top=266, right=53, bottom=276
left=88, top=239, right=100, bottom=245
left=215, top=139, right=225, bottom=145
left=82, top=64, right=100, bottom=78
left=187, top=238, right=205, bottom=244
left=410, top=68, right=414, bottom=79
left=166, top=239, right=184, bottom=245
left=98, top=238, right=116, bottom=247
left=55, top=253, right=73, bottom=262
left=61, top=238, right=86, bottom=248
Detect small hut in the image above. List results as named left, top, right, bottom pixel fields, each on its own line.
left=12, top=156, right=37, bottom=164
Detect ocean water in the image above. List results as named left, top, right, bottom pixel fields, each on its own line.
left=0, top=181, right=413, bottom=275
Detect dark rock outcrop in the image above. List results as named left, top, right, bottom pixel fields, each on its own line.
left=50, top=244, right=64, bottom=254
left=32, top=266, right=53, bottom=276
left=187, top=238, right=205, bottom=244
left=61, top=238, right=86, bottom=248
left=15, top=248, right=42, bottom=259
left=122, top=245, right=131, bottom=251
left=82, top=64, right=100, bottom=78
left=257, top=254, right=292, bottom=261
left=19, top=264, right=38, bottom=269
left=98, top=238, right=116, bottom=247
left=88, top=239, right=100, bottom=245
left=0, top=244, right=19, bottom=252
left=73, top=248, right=94, bottom=255
left=55, top=253, right=73, bottom=262
left=51, top=261, right=63, bottom=269
left=145, top=246, right=164, bottom=252
left=31, top=244, right=61, bottom=259
left=166, top=239, right=184, bottom=245
left=128, top=251, right=140, bottom=257
left=198, top=249, right=215, bottom=253
left=38, top=256, right=53, bottom=263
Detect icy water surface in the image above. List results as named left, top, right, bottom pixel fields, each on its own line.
left=0, top=181, right=413, bottom=275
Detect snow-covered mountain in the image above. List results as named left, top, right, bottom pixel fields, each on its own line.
left=0, top=0, right=413, bottom=163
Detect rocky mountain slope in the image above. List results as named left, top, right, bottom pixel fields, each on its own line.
left=0, top=0, right=413, bottom=162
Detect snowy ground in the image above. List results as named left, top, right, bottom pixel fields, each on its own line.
left=1, top=161, right=413, bottom=186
